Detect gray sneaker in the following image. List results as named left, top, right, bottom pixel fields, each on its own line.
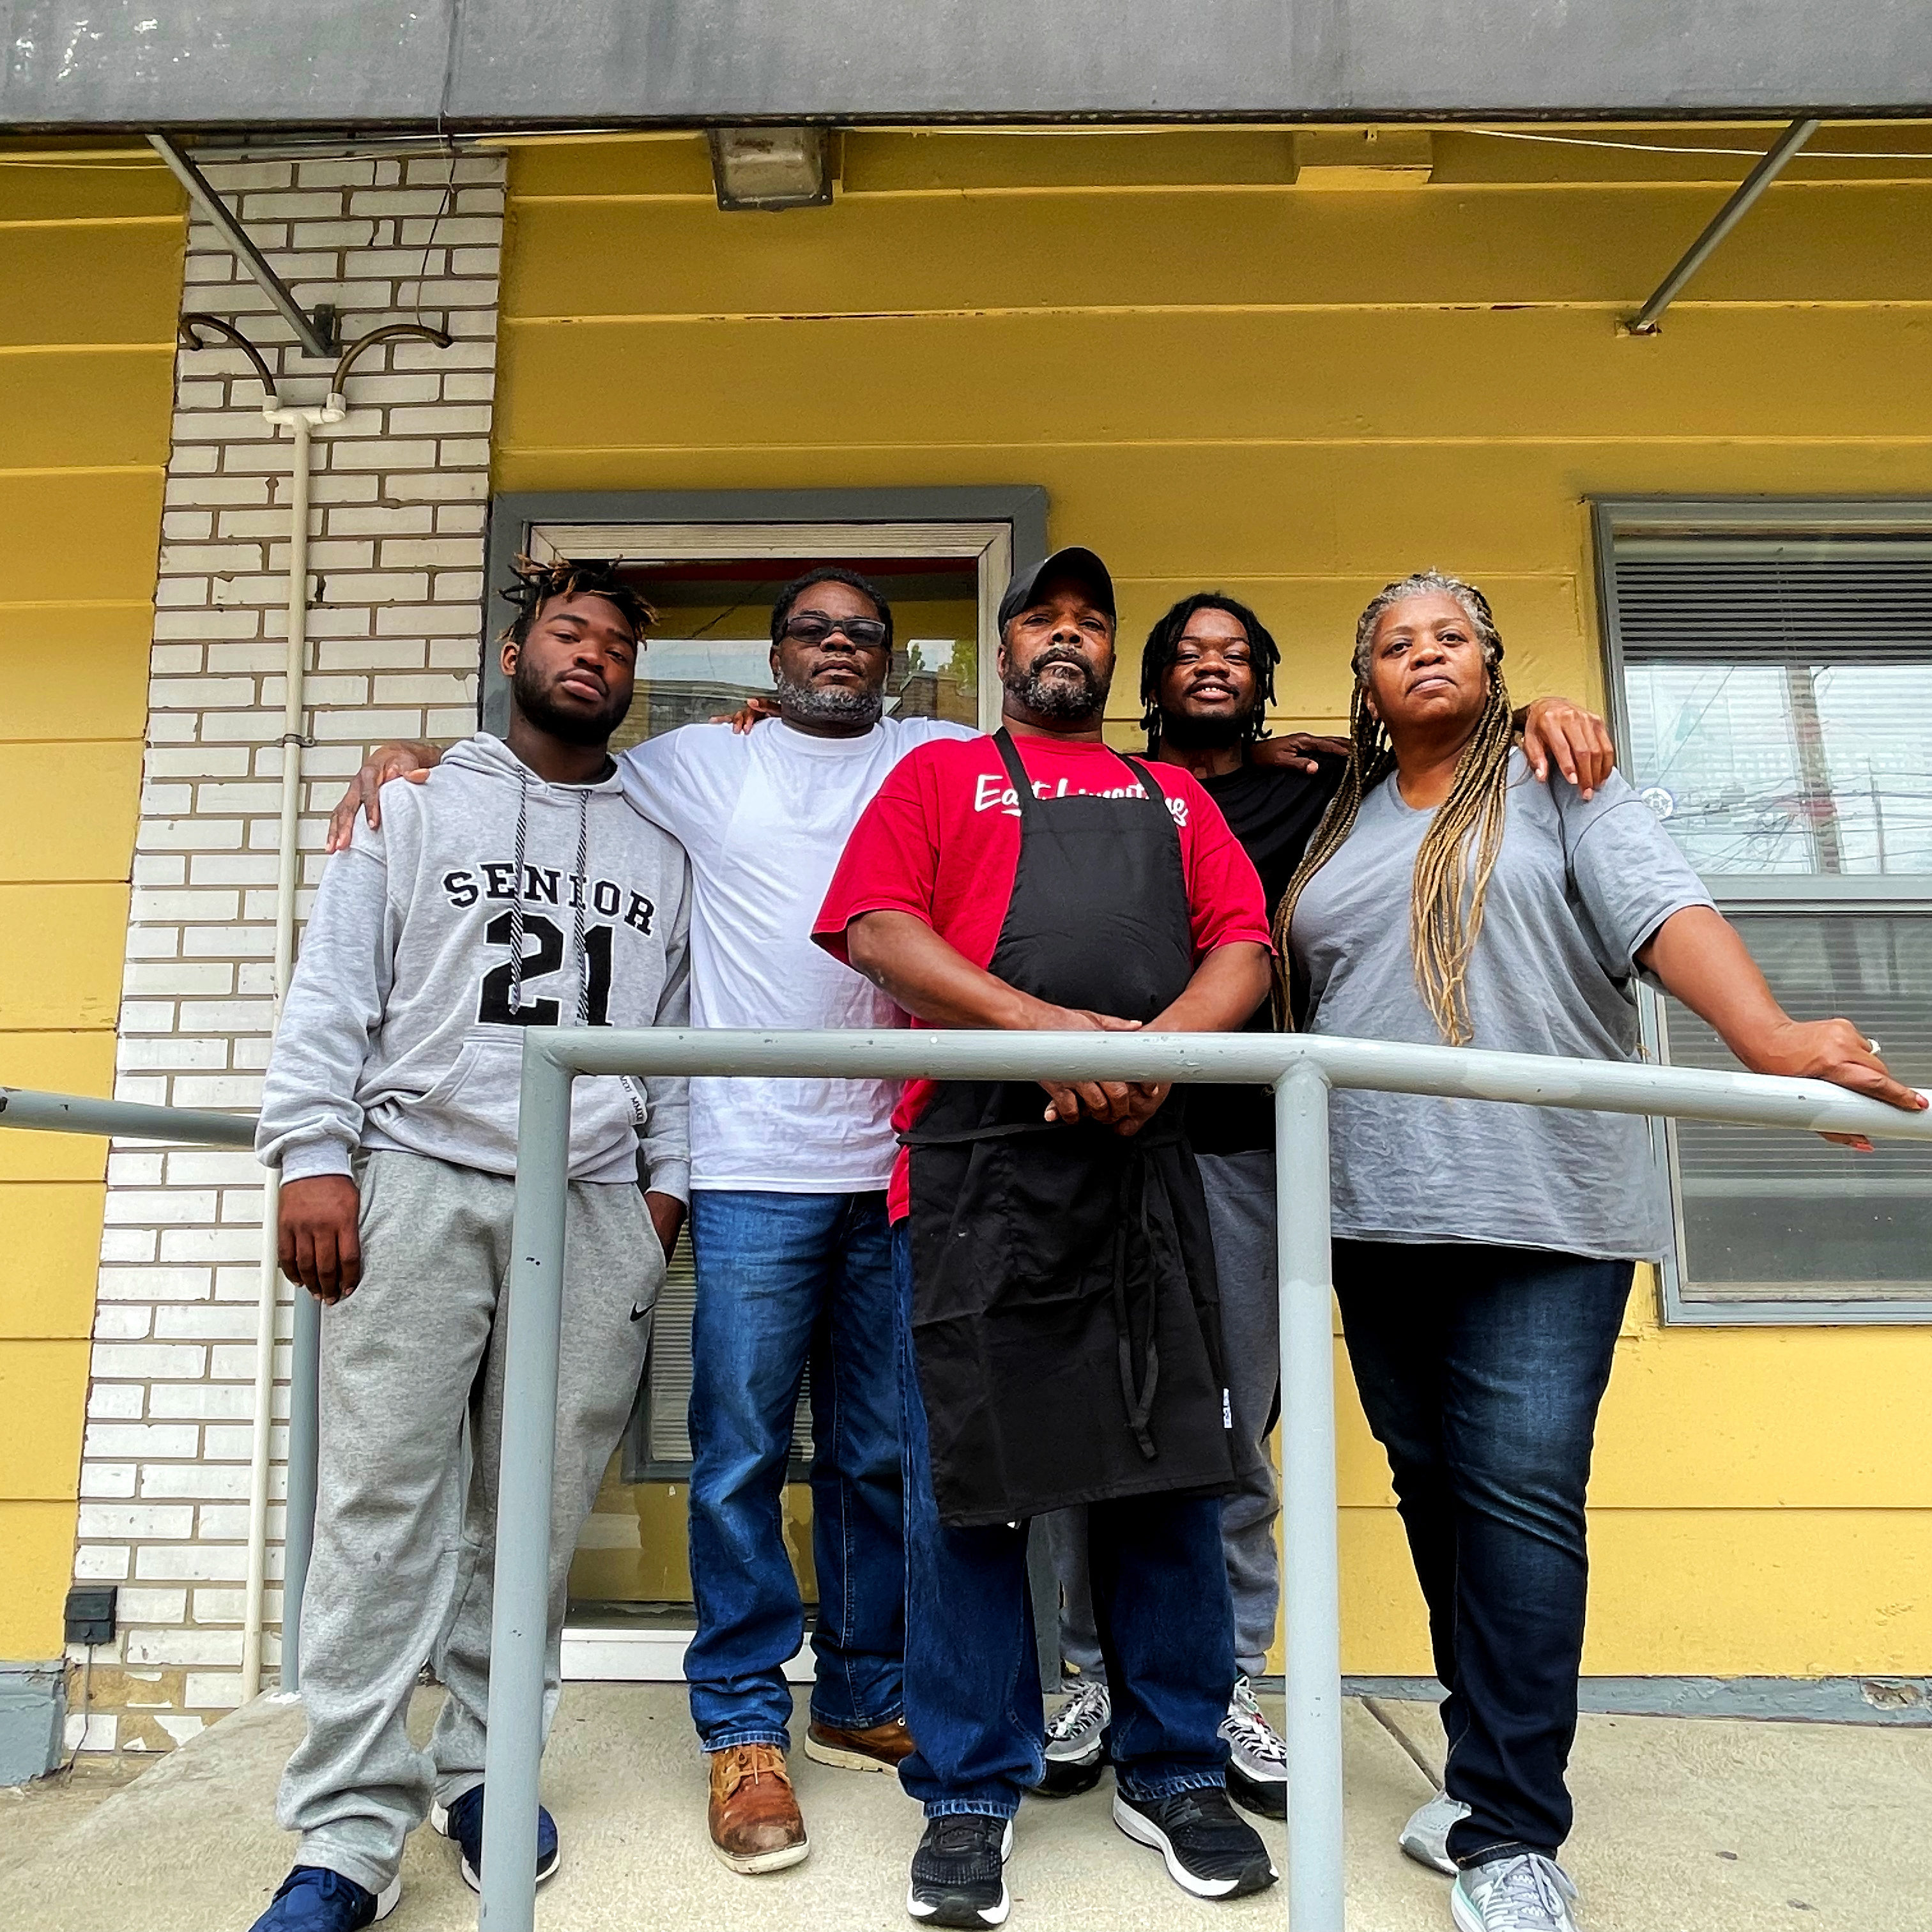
left=1399, top=1789, right=1469, bottom=1876
left=1450, top=1853, right=1580, bottom=1932
left=1219, top=1675, right=1287, bottom=1820
left=1035, top=1679, right=1110, bottom=1798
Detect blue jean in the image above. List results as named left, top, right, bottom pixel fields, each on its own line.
left=684, top=1190, right=903, bottom=1751
left=1331, top=1240, right=1634, bottom=1869
left=894, top=1222, right=1234, bottom=1818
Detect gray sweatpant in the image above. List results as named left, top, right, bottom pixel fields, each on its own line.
left=1046, top=1148, right=1281, bottom=1681
left=277, top=1150, right=663, bottom=1894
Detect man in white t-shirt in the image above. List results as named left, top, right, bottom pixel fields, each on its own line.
left=330, top=566, right=974, bottom=1878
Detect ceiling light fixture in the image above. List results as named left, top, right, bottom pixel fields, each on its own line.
left=707, top=125, right=834, bottom=210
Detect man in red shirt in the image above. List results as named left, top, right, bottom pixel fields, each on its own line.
left=815, top=548, right=1278, bottom=1927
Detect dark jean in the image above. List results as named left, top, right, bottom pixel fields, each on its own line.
left=684, top=1190, right=903, bottom=1751
left=893, top=1222, right=1234, bottom=1818
left=1332, top=1239, right=1632, bottom=1869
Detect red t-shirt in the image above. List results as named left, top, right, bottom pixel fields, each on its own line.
left=813, top=733, right=1272, bottom=1218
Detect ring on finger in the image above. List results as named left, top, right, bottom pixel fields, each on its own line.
left=1866, top=1036, right=1881, bottom=1057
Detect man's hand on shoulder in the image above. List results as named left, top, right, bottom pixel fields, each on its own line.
left=1251, top=732, right=1351, bottom=775
left=1519, top=698, right=1615, bottom=800
left=326, top=741, right=442, bottom=853
left=707, top=694, right=781, bottom=735
left=279, top=1174, right=362, bottom=1303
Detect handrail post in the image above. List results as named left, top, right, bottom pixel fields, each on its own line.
left=1276, top=1061, right=1346, bottom=1932
left=280, top=1287, right=321, bottom=1690
left=478, top=1038, right=576, bottom=1932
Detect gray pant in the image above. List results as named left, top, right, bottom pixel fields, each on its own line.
left=1046, top=1148, right=1280, bottom=1681
left=277, top=1150, right=662, bottom=1894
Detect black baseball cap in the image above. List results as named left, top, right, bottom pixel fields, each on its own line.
left=997, top=546, right=1116, bottom=632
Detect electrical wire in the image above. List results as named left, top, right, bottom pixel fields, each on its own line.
left=57, top=1645, right=95, bottom=1775
left=1454, top=127, right=1932, bottom=162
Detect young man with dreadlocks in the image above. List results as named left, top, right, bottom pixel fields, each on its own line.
left=329, top=564, right=983, bottom=1879
left=1039, top=592, right=1617, bottom=1827
left=1276, top=571, right=1924, bottom=1932
left=251, top=558, right=693, bottom=1931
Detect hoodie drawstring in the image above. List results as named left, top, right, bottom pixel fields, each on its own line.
left=571, top=789, right=591, bottom=1026
left=506, top=773, right=594, bottom=1024
left=508, top=769, right=530, bottom=1015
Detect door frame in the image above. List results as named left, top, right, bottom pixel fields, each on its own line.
left=494, top=488, right=1051, bottom=1678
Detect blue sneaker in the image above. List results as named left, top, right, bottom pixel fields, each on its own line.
left=249, top=1865, right=399, bottom=1931
left=432, top=1786, right=561, bottom=1894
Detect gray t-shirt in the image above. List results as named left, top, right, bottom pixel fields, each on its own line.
left=1289, top=752, right=1714, bottom=1259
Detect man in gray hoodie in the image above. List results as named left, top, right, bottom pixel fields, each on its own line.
left=249, top=558, right=693, bottom=1932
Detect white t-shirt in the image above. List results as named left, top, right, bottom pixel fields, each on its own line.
left=618, top=714, right=977, bottom=1192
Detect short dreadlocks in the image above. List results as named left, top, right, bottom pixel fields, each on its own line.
left=1138, top=592, right=1280, bottom=751
left=498, top=553, right=656, bottom=648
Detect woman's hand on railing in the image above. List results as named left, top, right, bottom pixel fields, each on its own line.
left=1748, top=1017, right=1928, bottom=1151
left=1639, top=906, right=1927, bottom=1148
left=279, top=1175, right=364, bottom=1302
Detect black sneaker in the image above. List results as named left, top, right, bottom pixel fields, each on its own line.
left=907, top=1813, right=1014, bottom=1928
left=1034, top=1678, right=1110, bottom=1798
left=1113, top=1785, right=1278, bottom=1900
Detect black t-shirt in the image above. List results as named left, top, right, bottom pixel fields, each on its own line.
left=1186, top=749, right=1347, bottom=1157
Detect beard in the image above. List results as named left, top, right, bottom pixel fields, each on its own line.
left=1003, top=648, right=1111, bottom=724
left=1157, top=702, right=1254, bottom=751
left=513, top=658, right=632, bottom=746
left=776, top=674, right=885, bottom=729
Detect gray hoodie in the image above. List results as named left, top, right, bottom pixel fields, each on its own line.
left=257, top=733, right=693, bottom=1192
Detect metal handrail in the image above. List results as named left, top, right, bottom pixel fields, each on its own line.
left=6, top=1036, right=1929, bottom=1932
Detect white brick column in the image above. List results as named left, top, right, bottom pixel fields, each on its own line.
left=70, top=152, right=505, bottom=1752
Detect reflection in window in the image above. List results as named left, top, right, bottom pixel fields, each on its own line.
left=1661, top=914, right=1932, bottom=1305
left=603, top=556, right=982, bottom=752
left=1625, top=662, right=1932, bottom=876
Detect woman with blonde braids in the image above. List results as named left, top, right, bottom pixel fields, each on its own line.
left=1280, top=572, right=1924, bottom=1932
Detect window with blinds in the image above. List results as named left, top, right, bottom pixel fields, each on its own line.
left=1596, top=504, right=1932, bottom=1322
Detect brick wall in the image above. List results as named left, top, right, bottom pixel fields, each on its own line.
left=68, top=151, right=505, bottom=1752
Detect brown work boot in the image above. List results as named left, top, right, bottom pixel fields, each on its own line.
left=707, top=1743, right=809, bottom=1875
left=802, top=1715, right=916, bottom=1774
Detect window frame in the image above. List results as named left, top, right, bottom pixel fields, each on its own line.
left=1591, top=494, right=1932, bottom=1327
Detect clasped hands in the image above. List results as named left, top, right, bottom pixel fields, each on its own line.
left=1017, top=1000, right=1169, bottom=1137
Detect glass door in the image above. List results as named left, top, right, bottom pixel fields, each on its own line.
left=510, top=519, right=1008, bottom=1678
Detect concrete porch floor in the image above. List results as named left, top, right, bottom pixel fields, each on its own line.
left=1, top=1685, right=1929, bottom=1932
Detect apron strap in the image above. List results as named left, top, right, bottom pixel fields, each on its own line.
left=993, top=730, right=1179, bottom=839
left=1119, top=753, right=1186, bottom=850
left=992, top=727, right=1038, bottom=824
left=1111, top=1148, right=1162, bottom=1461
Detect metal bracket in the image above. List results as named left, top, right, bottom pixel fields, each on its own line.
left=1623, top=116, right=1820, bottom=335
left=149, top=132, right=341, bottom=358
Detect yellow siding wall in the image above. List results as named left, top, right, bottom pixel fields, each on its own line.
left=497, top=129, right=1932, bottom=1675
left=0, top=155, right=184, bottom=1659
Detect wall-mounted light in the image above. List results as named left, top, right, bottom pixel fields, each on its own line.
left=708, top=126, right=834, bottom=210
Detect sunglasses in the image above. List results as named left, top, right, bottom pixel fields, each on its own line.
left=780, top=613, right=889, bottom=648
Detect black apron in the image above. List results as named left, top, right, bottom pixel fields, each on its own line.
left=905, top=729, right=1250, bottom=1529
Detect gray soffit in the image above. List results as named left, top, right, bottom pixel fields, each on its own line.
left=4, top=1, right=1931, bottom=130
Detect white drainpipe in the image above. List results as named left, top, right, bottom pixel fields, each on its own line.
left=241, top=388, right=346, bottom=1702
left=174, top=316, right=448, bottom=1703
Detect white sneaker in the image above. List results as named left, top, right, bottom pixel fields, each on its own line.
left=1219, top=1675, right=1288, bottom=1820
left=1036, top=1679, right=1110, bottom=1798
left=1450, top=1853, right=1580, bottom=1932
left=1399, top=1788, right=1470, bottom=1876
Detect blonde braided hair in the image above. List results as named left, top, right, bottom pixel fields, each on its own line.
left=1273, top=572, right=1516, bottom=1046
